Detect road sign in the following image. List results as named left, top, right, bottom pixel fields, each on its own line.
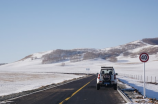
left=139, top=53, right=149, bottom=98
left=139, top=53, right=149, bottom=62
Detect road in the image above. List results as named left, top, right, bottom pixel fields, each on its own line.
left=10, top=75, right=126, bottom=104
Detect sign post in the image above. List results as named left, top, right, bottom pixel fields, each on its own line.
left=139, top=53, right=149, bottom=98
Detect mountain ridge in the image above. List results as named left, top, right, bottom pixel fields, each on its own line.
left=19, top=37, right=158, bottom=64
left=142, top=37, right=158, bottom=45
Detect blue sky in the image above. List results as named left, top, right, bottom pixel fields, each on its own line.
left=0, top=0, right=158, bottom=63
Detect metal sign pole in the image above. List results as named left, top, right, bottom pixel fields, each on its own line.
left=143, top=62, right=146, bottom=98
left=139, top=53, right=149, bottom=99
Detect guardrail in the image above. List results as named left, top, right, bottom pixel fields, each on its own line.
left=117, top=87, right=132, bottom=103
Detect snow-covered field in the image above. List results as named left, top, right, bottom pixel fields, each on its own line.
left=0, top=40, right=158, bottom=100
left=0, top=55, right=158, bottom=99
left=115, top=54, right=158, bottom=77
left=0, top=58, right=102, bottom=96
left=115, top=53, right=158, bottom=100
left=0, top=72, right=84, bottom=96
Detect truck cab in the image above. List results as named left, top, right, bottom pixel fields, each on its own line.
left=97, top=66, right=117, bottom=90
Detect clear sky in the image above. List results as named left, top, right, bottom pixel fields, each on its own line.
left=0, top=0, right=158, bottom=63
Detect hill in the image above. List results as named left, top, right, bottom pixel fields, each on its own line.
left=18, top=37, right=158, bottom=64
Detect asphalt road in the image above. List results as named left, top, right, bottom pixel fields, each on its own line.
left=10, top=75, right=126, bottom=104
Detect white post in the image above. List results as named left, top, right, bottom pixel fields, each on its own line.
left=143, top=62, right=146, bottom=98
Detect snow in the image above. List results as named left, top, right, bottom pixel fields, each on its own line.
left=129, top=40, right=141, bottom=44
left=114, top=52, right=158, bottom=100
left=32, top=50, right=53, bottom=58
left=0, top=56, right=157, bottom=99
left=128, top=45, right=151, bottom=53
left=0, top=40, right=158, bottom=100
left=118, top=75, right=158, bottom=100
left=0, top=72, right=84, bottom=96
left=102, top=40, right=147, bottom=53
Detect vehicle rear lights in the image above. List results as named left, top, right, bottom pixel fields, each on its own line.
left=98, top=74, right=100, bottom=79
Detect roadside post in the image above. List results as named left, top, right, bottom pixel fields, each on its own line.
left=86, top=68, right=90, bottom=75
left=139, top=53, right=149, bottom=98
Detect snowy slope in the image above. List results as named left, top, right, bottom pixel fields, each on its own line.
left=32, top=50, right=53, bottom=58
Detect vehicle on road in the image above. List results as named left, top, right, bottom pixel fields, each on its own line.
left=97, top=66, right=118, bottom=90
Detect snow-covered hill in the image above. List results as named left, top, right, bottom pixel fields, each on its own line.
left=2, top=38, right=158, bottom=73
left=11, top=38, right=157, bottom=65
left=4, top=38, right=151, bottom=65
left=1, top=38, right=158, bottom=76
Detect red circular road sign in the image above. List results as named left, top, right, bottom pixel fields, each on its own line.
left=139, top=53, right=149, bottom=62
